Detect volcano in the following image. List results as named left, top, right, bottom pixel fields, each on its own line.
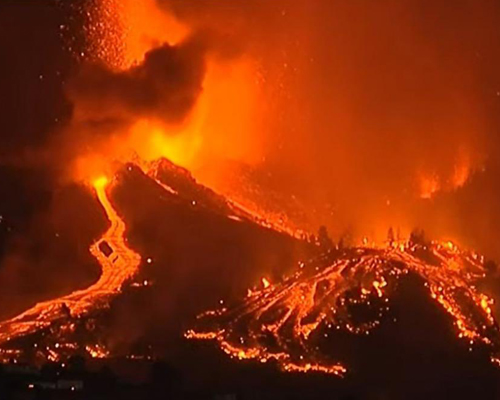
left=0, top=158, right=312, bottom=364
left=1, top=160, right=500, bottom=398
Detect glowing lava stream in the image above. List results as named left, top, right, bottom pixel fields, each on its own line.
left=187, top=240, right=500, bottom=376
left=0, top=177, right=141, bottom=345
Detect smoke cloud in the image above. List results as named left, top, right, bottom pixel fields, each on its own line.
left=0, top=4, right=213, bottom=315
left=3, top=0, right=500, bottom=317
left=68, top=35, right=207, bottom=125
left=157, top=0, right=500, bottom=256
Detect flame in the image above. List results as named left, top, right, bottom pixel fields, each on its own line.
left=419, top=173, right=441, bottom=199
left=71, top=57, right=262, bottom=188
left=262, top=277, right=271, bottom=289
left=418, top=151, right=474, bottom=199
left=86, top=344, right=110, bottom=359
left=452, top=159, right=471, bottom=189
left=74, top=0, right=263, bottom=192
left=117, top=0, right=188, bottom=67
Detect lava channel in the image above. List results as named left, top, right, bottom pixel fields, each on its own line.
left=0, top=176, right=141, bottom=350
left=186, top=240, right=500, bottom=376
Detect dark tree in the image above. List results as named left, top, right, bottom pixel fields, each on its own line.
left=387, top=227, right=395, bottom=244
left=409, top=229, right=427, bottom=246
left=148, top=361, right=183, bottom=398
left=485, top=259, right=498, bottom=275
left=318, top=225, right=334, bottom=251
left=68, top=354, right=86, bottom=373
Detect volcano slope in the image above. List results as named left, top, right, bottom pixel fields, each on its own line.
left=0, top=158, right=313, bottom=363
left=183, top=239, right=500, bottom=399
left=1, top=159, right=500, bottom=399
left=88, top=168, right=500, bottom=400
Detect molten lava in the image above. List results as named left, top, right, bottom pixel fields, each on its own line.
left=0, top=158, right=302, bottom=362
left=0, top=176, right=140, bottom=360
left=186, top=239, right=500, bottom=376
left=2, top=0, right=498, bottom=381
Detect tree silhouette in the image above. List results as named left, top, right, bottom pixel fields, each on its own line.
left=387, top=227, right=395, bottom=244
left=318, top=225, right=334, bottom=251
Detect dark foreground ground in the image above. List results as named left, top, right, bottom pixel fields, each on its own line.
left=2, top=290, right=500, bottom=400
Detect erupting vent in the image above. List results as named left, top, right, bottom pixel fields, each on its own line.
left=0, top=159, right=306, bottom=363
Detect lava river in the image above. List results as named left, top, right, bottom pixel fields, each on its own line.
left=0, top=176, right=141, bottom=351
left=187, top=240, right=500, bottom=376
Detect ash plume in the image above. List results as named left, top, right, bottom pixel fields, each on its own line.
left=156, top=0, right=500, bottom=258
left=67, top=34, right=207, bottom=125
left=0, top=6, right=213, bottom=319
left=2, top=3, right=500, bottom=396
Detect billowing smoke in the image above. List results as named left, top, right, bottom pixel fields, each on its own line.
left=3, top=0, right=500, bottom=320
left=157, top=0, right=500, bottom=257
left=68, top=35, right=206, bottom=125
left=0, top=4, right=214, bottom=315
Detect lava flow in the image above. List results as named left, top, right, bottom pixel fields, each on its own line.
left=186, top=239, right=500, bottom=376
left=0, top=176, right=140, bottom=356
